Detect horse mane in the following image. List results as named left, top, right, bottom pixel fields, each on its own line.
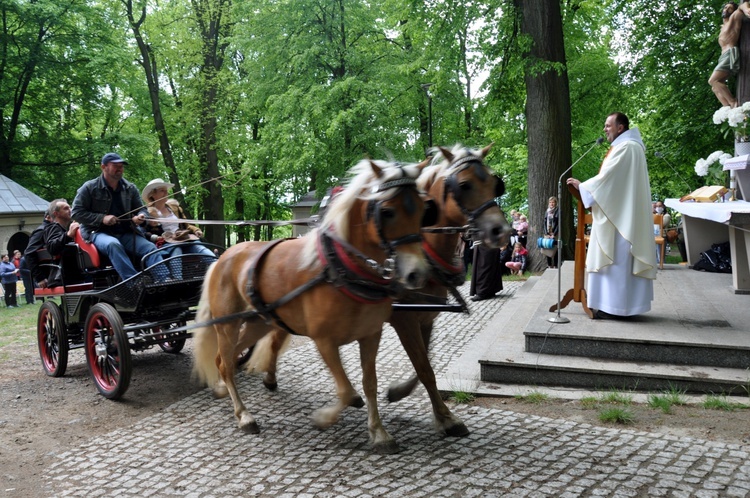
left=298, top=159, right=424, bottom=270
left=417, top=144, right=484, bottom=193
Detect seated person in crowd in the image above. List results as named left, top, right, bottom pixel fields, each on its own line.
left=504, top=242, right=528, bottom=276
left=71, top=152, right=164, bottom=281
left=23, top=213, right=53, bottom=288
left=653, top=200, right=671, bottom=227
left=141, top=178, right=216, bottom=280
left=42, top=199, right=80, bottom=287
left=516, top=214, right=529, bottom=247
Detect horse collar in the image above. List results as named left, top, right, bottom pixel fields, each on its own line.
left=317, top=230, right=398, bottom=303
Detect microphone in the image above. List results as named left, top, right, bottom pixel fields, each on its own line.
left=580, top=137, right=605, bottom=148
left=654, top=151, right=692, bottom=191
left=548, top=136, right=604, bottom=324
left=559, top=137, right=605, bottom=186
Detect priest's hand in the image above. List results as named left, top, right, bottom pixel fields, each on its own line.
left=566, top=178, right=581, bottom=189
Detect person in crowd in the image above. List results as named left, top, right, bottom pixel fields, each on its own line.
left=469, top=240, right=504, bottom=302
left=12, top=250, right=21, bottom=274
left=653, top=200, right=671, bottom=227
left=498, top=242, right=513, bottom=276
left=509, top=210, right=520, bottom=245
left=1, top=253, right=19, bottom=308
left=71, top=152, right=164, bottom=282
left=709, top=2, right=750, bottom=107
left=42, top=199, right=80, bottom=287
left=141, top=178, right=216, bottom=279
left=543, top=196, right=560, bottom=268
left=19, top=255, right=34, bottom=304
left=504, top=242, right=528, bottom=276
left=516, top=214, right=529, bottom=247
left=567, top=112, right=657, bottom=319
left=24, top=213, right=52, bottom=288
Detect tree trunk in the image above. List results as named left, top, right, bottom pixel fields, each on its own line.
left=192, top=0, right=230, bottom=247
left=123, top=1, right=183, bottom=204
left=516, top=0, right=573, bottom=270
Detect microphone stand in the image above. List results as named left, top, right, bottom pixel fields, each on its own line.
left=548, top=138, right=604, bottom=324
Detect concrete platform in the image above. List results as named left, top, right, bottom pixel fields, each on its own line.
left=439, top=262, right=750, bottom=400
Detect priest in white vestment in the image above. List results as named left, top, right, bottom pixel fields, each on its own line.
left=567, top=112, right=657, bottom=318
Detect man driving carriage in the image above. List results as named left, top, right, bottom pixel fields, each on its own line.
left=71, top=152, right=164, bottom=282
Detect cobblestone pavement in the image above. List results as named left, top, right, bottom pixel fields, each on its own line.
left=45, top=283, right=750, bottom=497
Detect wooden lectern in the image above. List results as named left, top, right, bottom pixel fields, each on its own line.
left=549, top=184, right=594, bottom=318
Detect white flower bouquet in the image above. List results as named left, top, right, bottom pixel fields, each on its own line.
left=713, top=103, right=750, bottom=140
left=695, top=150, right=731, bottom=182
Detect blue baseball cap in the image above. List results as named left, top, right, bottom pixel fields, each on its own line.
left=101, top=152, right=128, bottom=165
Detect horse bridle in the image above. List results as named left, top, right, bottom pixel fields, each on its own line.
left=443, top=154, right=501, bottom=222
left=328, top=175, right=423, bottom=281
left=442, top=153, right=503, bottom=239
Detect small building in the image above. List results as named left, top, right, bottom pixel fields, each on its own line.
left=0, top=175, right=49, bottom=256
left=291, top=191, right=321, bottom=238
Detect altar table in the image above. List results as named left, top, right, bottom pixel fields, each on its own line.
left=665, top=199, right=750, bottom=294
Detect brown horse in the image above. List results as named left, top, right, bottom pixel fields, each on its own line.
left=249, top=144, right=510, bottom=438
left=386, top=144, right=510, bottom=434
left=192, top=158, right=432, bottom=454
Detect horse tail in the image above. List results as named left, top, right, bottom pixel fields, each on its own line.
left=245, top=329, right=291, bottom=374
left=192, top=261, right=221, bottom=387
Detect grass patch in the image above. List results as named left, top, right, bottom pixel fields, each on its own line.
left=0, top=302, right=40, bottom=362
left=580, top=396, right=599, bottom=409
left=647, top=394, right=674, bottom=414
left=702, top=395, right=750, bottom=411
left=598, top=389, right=633, bottom=406
left=450, top=391, right=476, bottom=404
left=598, top=407, right=635, bottom=424
left=514, top=391, right=549, bottom=404
left=648, top=386, right=689, bottom=414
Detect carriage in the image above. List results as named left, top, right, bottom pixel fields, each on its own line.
left=35, top=230, right=219, bottom=400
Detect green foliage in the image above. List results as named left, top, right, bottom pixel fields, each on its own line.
left=1, top=0, right=735, bottom=238
left=598, top=407, right=635, bottom=424
left=514, top=391, right=549, bottom=404
left=451, top=391, right=476, bottom=404
left=702, top=395, right=749, bottom=411
left=647, top=394, right=675, bottom=414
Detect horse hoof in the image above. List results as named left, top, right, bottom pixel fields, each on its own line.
left=212, top=386, right=229, bottom=399
left=349, top=395, right=365, bottom=408
left=240, top=421, right=260, bottom=434
left=386, top=384, right=408, bottom=403
left=445, top=423, right=470, bottom=438
left=373, top=440, right=400, bottom=455
left=263, top=379, right=278, bottom=391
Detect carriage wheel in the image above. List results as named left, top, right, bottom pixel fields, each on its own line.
left=156, top=322, right=187, bottom=354
left=37, top=301, right=68, bottom=377
left=84, top=303, right=131, bottom=400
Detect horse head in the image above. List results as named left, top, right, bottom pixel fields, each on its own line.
left=420, top=144, right=511, bottom=248
left=317, top=158, right=431, bottom=291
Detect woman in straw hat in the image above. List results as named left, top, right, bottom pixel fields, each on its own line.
left=141, top=179, right=216, bottom=279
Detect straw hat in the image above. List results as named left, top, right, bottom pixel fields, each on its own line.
left=142, top=178, right=174, bottom=204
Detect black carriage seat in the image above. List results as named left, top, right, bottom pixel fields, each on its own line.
left=32, top=231, right=121, bottom=297
left=32, top=247, right=93, bottom=298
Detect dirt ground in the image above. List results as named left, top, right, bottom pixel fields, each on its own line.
left=1, top=334, right=749, bottom=496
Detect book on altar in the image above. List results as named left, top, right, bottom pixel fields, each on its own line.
left=679, top=185, right=728, bottom=202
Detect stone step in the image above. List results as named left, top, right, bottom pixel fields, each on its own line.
left=439, top=263, right=750, bottom=397
left=523, top=326, right=750, bottom=369
left=478, top=352, right=750, bottom=395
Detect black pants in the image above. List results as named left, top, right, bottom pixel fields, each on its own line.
left=3, top=283, right=17, bottom=307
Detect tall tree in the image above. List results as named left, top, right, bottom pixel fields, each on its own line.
left=515, top=0, right=572, bottom=269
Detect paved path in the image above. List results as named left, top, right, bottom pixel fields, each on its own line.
left=44, top=282, right=750, bottom=497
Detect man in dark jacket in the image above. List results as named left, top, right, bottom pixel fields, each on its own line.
left=71, top=152, right=163, bottom=281
left=23, top=214, right=52, bottom=288
left=42, top=199, right=80, bottom=287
